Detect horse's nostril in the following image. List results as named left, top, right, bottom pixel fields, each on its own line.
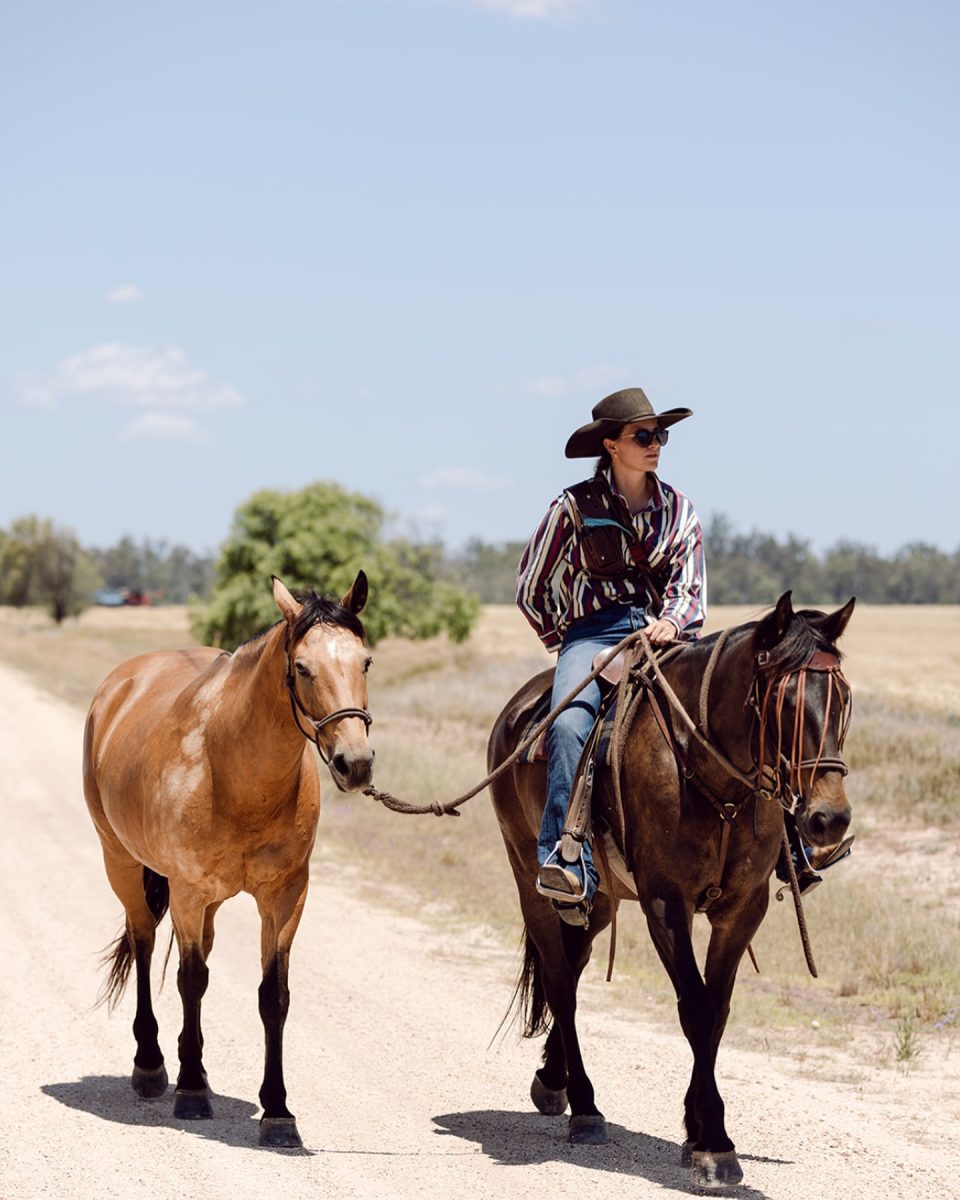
left=331, top=753, right=348, bottom=777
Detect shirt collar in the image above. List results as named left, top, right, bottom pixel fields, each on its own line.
left=601, top=466, right=665, bottom=514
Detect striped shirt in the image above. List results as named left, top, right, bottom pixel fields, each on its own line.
left=516, top=468, right=707, bottom=651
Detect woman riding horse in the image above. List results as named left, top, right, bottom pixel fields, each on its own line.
left=516, top=387, right=705, bottom=924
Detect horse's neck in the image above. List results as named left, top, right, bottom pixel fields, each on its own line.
left=678, top=628, right=757, bottom=770
left=216, top=625, right=306, bottom=781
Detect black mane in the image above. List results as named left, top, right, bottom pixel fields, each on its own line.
left=291, top=590, right=366, bottom=643
left=754, top=606, right=842, bottom=674
left=234, top=589, right=366, bottom=653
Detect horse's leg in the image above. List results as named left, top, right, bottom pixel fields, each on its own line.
left=100, top=847, right=168, bottom=1098
left=254, top=871, right=309, bottom=1148
left=524, top=893, right=614, bottom=1144
left=679, top=889, right=770, bottom=1188
left=532, top=1023, right=569, bottom=1114
left=169, top=892, right=214, bottom=1120
left=642, top=892, right=742, bottom=1185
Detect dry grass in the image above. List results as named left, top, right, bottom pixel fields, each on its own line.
left=2, top=599, right=958, bottom=1052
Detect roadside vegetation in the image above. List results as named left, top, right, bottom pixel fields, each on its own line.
left=0, top=600, right=956, bottom=1072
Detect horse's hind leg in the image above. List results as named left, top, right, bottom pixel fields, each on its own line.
left=526, top=898, right=613, bottom=1144
left=254, top=870, right=309, bottom=1149
left=531, top=1023, right=569, bottom=1114
left=100, top=848, right=169, bottom=1098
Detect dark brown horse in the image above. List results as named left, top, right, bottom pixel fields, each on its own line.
left=83, top=574, right=374, bottom=1148
left=488, top=592, right=854, bottom=1188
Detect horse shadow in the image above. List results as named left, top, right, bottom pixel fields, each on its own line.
left=432, top=1109, right=784, bottom=1197
left=42, top=1076, right=312, bottom=1154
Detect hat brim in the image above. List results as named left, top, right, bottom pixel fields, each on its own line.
left=564, top=408, right=693, bottom=458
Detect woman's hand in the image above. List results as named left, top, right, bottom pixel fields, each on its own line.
left=645, top=617, right=678, bottom=645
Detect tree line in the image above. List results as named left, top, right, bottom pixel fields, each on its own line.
left=0, top=517, right=214, bottom=623
left=442, top=516, right=960, bottom=606
left=2, top=492, right=958, bottom=633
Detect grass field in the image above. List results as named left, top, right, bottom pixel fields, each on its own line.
left=2, top=598, right=958, bottom=1065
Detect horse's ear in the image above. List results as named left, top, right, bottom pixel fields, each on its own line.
left=819, top=596, right=856, bottom=643
left=272, top=576, right=303, bottom=623
left=755, top=590, right=794, bottom=650
left=341, top=570, right=368, bottom=615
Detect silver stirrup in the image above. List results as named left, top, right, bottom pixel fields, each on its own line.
left=536, top=841, right=589, bottom=904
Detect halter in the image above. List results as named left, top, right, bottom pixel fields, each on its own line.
left=284, top=637, right=372, bottom=765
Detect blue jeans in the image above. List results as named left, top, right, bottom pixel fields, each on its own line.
left=539, top=604, right=649, bottom=901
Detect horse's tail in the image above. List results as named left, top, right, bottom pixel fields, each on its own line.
left=500, top=928, right=551, bottom=1040
left=97, top=867, right=170, bottom=1011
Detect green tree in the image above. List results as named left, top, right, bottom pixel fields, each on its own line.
left=0, top=515, right=100, bottom=622
left=37, top=528, right=102, bottom=622
left=192, top=482, right=480, bottom=648
left=0, top=514, right=51, bottom=605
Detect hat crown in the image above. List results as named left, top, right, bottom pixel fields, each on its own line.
left=592, top=387, right=654, bottom=423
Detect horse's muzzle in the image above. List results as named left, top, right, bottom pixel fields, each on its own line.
left=329, top=746, right=375, bottom=793
left=799, top=772, right=851, bottom=847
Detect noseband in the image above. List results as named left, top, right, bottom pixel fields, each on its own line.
left=284, top=641, right=372, bottom=765
left=752, top=648, right=852, bottom=814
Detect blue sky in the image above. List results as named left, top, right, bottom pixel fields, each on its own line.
left=2, top=0, right=958, bottom=558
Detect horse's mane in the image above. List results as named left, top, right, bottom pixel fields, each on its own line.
left=235, top=590, right=366, bottom=653
left=291, top=590, right=366, bottom=643
left=754, top=607, right=843, bottom=674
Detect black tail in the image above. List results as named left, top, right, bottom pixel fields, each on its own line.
left=97, top=867, right=170, bottom=1011
left=495, top=929, right=552, bottom=1041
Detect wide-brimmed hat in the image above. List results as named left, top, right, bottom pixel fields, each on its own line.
left=564, top=387, right=693, bottom=458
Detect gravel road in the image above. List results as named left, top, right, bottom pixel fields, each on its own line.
left=0, top=660, right=957, bottom=1200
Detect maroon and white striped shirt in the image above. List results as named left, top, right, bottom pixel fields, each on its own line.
left=516, top=469, right=706, bottom=651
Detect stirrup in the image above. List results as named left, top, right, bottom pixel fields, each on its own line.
left=536, top=862, right=588, bottom=904
left=536, top=842, right=588, bottom=905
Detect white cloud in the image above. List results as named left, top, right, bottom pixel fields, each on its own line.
left=118, top=413, right=210, bottom=444
left=520, top=364, right=626, bottom=399
left=17, top=342, right=246, bottom=411
left=105, top=283, right=144, bottom=304
left=419, top=466, right=507, bottom=491
left=472, top=0, right=592, bottom=18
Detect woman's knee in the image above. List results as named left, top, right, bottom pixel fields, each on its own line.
left=550, top=704, right=594, bottom=747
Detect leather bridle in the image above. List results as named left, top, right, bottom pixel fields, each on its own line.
left=284, top=640, right=372, bottom=765
left=751, top=648, right=852, bottom=816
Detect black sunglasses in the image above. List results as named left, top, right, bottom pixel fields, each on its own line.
left=628, top=428, right=669, bottom=448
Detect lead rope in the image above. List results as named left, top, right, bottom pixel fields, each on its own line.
left=360, top=626, right=656, bottom=816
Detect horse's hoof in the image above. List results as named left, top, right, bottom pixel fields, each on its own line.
left=530, top=1073, right=568, bottom=1116
left=680, top=1140, right=695, bottom=1167
left=131, top=1064, right=168, bottom=1098
left=568, top=1113, right=608, bottom=1144
left=690, top=1149, right=743, bottom=1188
left=173, top=1088, right=214, bottom=1120
left=259, top=1117, right=303, bottom=1149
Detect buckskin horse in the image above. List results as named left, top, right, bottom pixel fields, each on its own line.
left=83, top=574, right=374, bottom=1148
left=488, top=592, right=854, bottom=1188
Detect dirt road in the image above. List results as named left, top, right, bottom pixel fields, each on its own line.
left=0, top=660, right=956, bottom=1200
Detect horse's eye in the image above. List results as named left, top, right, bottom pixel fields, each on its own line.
left=295, top=662, right=311, bottom=678
left=363, top=657, right=373, bottom=675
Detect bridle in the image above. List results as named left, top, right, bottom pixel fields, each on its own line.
left=750, top=647, right=853, bottom=816
left=284, top=634, right=372, bottom=765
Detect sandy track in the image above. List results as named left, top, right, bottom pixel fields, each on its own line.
left=0, top=660, right=957, bottom=1200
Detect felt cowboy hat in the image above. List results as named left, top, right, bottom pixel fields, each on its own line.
left=564, top=387, right=693, bottom=458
